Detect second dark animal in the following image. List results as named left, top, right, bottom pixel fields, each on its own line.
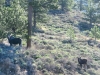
left=77, top=57, right=87, bottom=70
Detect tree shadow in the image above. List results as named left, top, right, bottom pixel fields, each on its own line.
left=48, top=9, right=65, bottom=15
left=0, top=43, right=21, bottom=59
left=78, top=22, right=93, bottom=31
left=32, top=26, right=44, bottom=34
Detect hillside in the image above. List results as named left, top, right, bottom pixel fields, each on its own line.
left=0, top=10, right=100, bottom=75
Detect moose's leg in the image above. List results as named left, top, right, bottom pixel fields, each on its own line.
left=84, top=64, right=87, bottom=71
left=10, top=43, right=12, bottom=46
left=19, top=40, right=22, bottom=46
left=80, top=64, right=82, bottom=68
left=19, top=43, right=22, bottom=47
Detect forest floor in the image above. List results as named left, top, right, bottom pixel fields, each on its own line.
left=0, top=10, right=100, bottom=75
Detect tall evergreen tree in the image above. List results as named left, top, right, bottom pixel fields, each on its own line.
left=0, top=0, right=27, bottom=41
left=84, top=0, right=98, bottom=25
left=27, top=0, right=58, bottom=48
left=59, top=0, right=74, bottom=11
left=79, top=0, right=83, bottom=11
left=31, top=0, right=58, bottom=29
left=27, top=0, right=32, bottom=48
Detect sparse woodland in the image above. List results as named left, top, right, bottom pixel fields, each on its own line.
left=0, top=0, right=100, bottom=75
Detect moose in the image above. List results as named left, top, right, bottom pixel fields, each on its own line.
left=77, top=57, right=87, bottom=70
left=7, top=34, right=22, bottom=46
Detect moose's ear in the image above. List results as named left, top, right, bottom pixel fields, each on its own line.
left=77, top=57, right=81, bottom=58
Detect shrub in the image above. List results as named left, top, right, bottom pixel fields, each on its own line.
left=41, top=40, right=47, bottom=45
left=78, top=22, right=93, bottom=31
left=53, top=64, right=64, bottom=73
left=67, top=26, right=75, bottom=42
left=45, top=45, right=53, bottom=50
left=87, top=69, right=97, bottom=75
left=62, top=39, right=73, bottom=44
left=64, top=61, right=75, bottom=71
left=31, top=54, right=41, bottom=59
left=62, top=39, right=68, bottom=44
left=90, top=25, right=100, bottom=42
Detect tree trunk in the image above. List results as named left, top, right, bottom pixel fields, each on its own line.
left=61, top=1, right=64, bottom=11
left=90, top=12, right=92, bottom=25
left=33, top=10, right=36, bottom=32
left=27, top=1, right=33, bottom=48
left=80, top=0, right=83, bottom=11
left=89, top=1, right=92, bottom=25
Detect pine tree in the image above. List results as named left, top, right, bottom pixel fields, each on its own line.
left=84, top=0, right=99, bottom=25
left=27, top=0, right=58, bottom=48
left=59, top=0, right=74, bottom=11
left=90, top=25, right=100, bottom=42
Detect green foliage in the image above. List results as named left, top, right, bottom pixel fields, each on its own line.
left=67, top=26, right=75, bottom=41
left=31, top=0, right=59, bottom=27
left=65, top=0, right=75, bottom=11
left=59, top=0, right=74, bottom=11
left=90, top=25, right=100, bottom=41
left=84, top=0, right=99, bottom=25
left=62, top=40, right=68, bottom=44
left=0, top=0, right=27, bottom=38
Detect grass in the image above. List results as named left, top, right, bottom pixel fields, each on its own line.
left=24, top=26, right=100, bottom=74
